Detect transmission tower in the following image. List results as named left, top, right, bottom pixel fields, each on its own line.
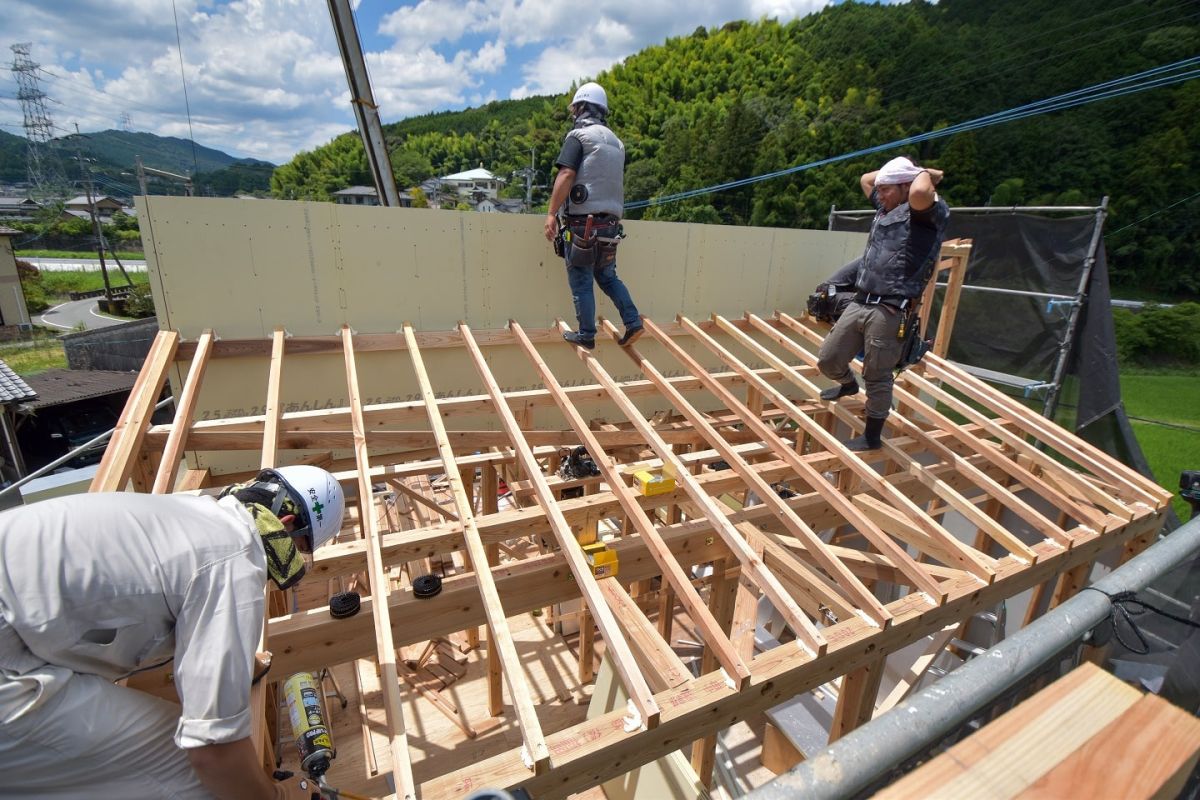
left=120, top=112, right=132, bottom=132
left=10, top=42, right=66, bottom=198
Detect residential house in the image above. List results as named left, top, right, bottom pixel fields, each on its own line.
left=0, top=197, right=40, bottom=221
left=0, top=227, right=32, bottom=330
left=64, top=195, right=125, bottom=222
left=332, top=186, right=414, bottom=208
left=440, top=167, right=504, bottom=204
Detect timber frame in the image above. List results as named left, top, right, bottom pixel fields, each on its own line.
left=97, top=270, right=1170, bottom=797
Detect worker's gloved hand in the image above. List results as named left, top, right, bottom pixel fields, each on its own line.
left=273, top=774, right=321, bottom=800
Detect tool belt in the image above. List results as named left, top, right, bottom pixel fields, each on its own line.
left=562, top=214, right=623, bottom=269
left=854, top=290, right=912, bottom=311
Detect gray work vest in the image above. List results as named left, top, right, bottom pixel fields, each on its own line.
left=565, top=121, right=624, bottom=218
left=855, top=197, right=950, bottom=299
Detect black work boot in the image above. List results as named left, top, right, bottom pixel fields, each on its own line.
left=563, top=331, right=595, bottom=350
left=819, top=380, right=859, bottom=401
left=618, top=324, right=644, bottom=347
left=846, top=415, right=886, bottom=451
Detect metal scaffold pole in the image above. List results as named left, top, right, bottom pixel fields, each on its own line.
left=326, top=0, right=401, bottom=207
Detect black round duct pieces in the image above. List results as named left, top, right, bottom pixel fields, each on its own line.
left=412, top=574, right=443, bottom=599
left=329, top=591, right=362, bottom=619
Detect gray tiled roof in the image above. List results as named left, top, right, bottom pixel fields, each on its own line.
left=23, top=368, right=136, bottom=409
left=0, top=359, right=38, bottom=404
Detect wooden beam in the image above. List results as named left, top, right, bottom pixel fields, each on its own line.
left=91, top=329, right=179, bottom=492
left=676, top=314, right=947, bottom=601
left=898, top=367, right=1122, bottom=526
left=151, top=329, right=212, bottom=493
left=597, top=580, right=690, bottom=693
left=458, top=322, right=662, bottom=729
left=508, top=320, right=751, bottom=687
left=725, top=312, right=995, bottom=584
left=388, top=477, right=458, bottom=522
left=556, top=319, right=827, bottom=656
left=339, top=326, right=417, bottom=800
left=632, top=316, right=906, bottom=624
left=774, top=312, right=1071, bottom=552
left=260, top=328, right=286, bottom=470
left=924, top=355, right=1168, bottom=506
left=401, top=323, right=550, bottom=772
left=873, top=623, right=957, bottom=717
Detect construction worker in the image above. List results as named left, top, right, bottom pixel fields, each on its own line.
left=816, top=157, right=948, bottom=450
left=544, top=81, right=643, bottom=350
left=0, top=465, right=345, bottom=799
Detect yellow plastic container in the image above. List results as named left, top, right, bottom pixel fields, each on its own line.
left=633, top=469, right=676, bottom=497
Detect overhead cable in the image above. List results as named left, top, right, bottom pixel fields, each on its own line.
left=626, top=57, right=1200, bottom=210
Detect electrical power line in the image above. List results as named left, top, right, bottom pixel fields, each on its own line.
left=172, top=0, right=200, bottom=176
left=1106, top=190, right=1200, bottom=238
left=626, top=57, right=1200, bottom=210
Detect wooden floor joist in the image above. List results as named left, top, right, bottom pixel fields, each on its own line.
left=100, top=316, right=1165, bottom=799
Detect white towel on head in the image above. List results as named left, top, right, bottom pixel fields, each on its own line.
left=875, top=157, right=922, bottom=186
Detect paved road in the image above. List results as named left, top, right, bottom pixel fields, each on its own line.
left=37, top=297, right=127, bottom=331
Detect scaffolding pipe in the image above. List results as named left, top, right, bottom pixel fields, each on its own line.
left=747, top=513, right=1200, bottom=800
left=1042, top=196, right=1108, bottom=420
left=831, top=204, right=1102, bottom=218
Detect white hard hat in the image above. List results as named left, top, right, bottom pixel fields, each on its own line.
left=262, top=465, right=345, bottom=552
left=571, top=82, right=608, bottom=113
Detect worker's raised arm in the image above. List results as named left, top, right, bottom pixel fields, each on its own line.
left=860, top=170, right=879, bottom=199
left=544, top=167, right=576, bottom=241
left=908, top=167, right=944, bottom=212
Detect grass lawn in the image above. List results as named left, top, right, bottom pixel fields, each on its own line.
left=1121, top=370, right=1200, bottom=522
left=17, top=248, right=145, bottom=260
left=0, top=337, right=67, bottom=374
left=37, top=270, right=149, bottom=296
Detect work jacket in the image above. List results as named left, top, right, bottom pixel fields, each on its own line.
left=0, top=493, right=266, bottom=748
left=855, top=193, right=951, bottom=299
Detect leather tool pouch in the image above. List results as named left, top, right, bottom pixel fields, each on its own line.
left=566, top=218, right=622, bottom=269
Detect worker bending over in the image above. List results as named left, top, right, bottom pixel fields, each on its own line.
left=544, top=81, right=643, bottom=350
left=0, top=465, right=345, bottom=799
left=816, top=157, right=948, bottom=450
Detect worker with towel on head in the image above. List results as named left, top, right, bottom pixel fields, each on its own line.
left=0, top=466, right=345, bottom=799
left=815, top=156, right=948, bottom=451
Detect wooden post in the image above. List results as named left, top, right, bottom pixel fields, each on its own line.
left=691, top=557, right=739, bottom=787
left=829, top=657, right=887, bottom=743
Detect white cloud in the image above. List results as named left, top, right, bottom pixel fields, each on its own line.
left=0, top=0, right=837, bottom=167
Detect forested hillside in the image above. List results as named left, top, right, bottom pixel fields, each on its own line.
left=270, top=0, right=1199, bottom=297
left=0, top=129, right=275, bottom=197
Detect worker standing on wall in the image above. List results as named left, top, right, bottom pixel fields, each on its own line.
left=544, top=81, right=644, bottom=350
left=816, top=157, right=948, bottom=450
left=0, top=466, right=345, bottom=799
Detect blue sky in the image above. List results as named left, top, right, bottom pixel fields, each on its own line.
left=0, top=0, right=834, bottom=165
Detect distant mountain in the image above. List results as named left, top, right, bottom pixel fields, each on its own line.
left=80, top=130, right=273, bottom=176
left=0, top=128, right=274, bottom=197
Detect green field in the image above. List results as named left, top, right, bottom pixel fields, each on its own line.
left=1121, top=371, right=1200, bottom=522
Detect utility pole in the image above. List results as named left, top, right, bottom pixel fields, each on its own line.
left=135, top=155, right=193, bottom=196
left=10, top=42, right=66, bottom=199
left=326, top=0, right=401, bottom=207
left=70, top=124, right=132, bottom=303
left=512, top=147, right=538, bottom=212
